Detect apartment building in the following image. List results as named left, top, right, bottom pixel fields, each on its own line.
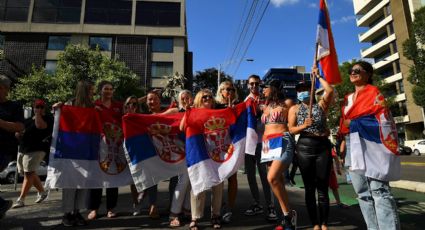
left=0, top=0, right=192, bottom=89
left=353, top=0, right=425, bottom=140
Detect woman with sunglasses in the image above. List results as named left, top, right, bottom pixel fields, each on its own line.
left=180, top=89, right=224, bottom=230
left=260, top=79, right=296, bottom=230
left=288, top=67, right=333, bottom=230
left=12, top=99, right=52, bottom=209
left=214, top=80, right=239, bottom=224
left=339, top=61, right=400, bottom=230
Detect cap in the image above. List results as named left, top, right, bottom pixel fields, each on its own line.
left=295, top=81, right=311, bottom=91
left=34, top=99, right=46, bottom=107
left=260, top=79, right=280, bottom=88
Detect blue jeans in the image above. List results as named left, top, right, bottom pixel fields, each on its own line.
left=349, top=171, right=400, bottom=230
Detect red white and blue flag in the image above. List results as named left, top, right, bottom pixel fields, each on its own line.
left=345, top=85, right=400, bottom=181
left=185, top=101, right=256, bottom=195
left=46, top=106, right=132, bottom=188
left=316, top=0, right=341, bottom=85
left=123, top=113, right=187, bottom=191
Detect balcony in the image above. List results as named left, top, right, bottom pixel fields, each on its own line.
left=361, top=34, right=396, bottom=58
left=357, top=0, right=389, bottom=27
left=395, top=93, right=406, bottom=102
left=359, top=15, right=393, bottom=43
left=383, top=72, right=403, bottom=84
left=394, top=115, right=410, bottom=124
left=373, top=52, right=399, bottom=70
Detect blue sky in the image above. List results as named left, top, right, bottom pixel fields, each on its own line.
left=186, top=0, right=368, bottom=80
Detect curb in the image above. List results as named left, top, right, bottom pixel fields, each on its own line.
left=390, top=180, right=425, bottom=193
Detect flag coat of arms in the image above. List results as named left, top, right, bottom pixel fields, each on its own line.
left=316, top=0, right=341, bottom=85
left=123, top=113, right=187, bottom=191
left=345, top=85, right=401, bottom=181
left=46, top=106, right=132, bottom=189
left=261, top=134, right=286, bottom=163
left=185, top=101, right=256, bottom=195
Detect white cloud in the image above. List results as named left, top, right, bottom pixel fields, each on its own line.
left=270, top=0, right=300, bottom=7
left=330, top=15, right=356, bottom=25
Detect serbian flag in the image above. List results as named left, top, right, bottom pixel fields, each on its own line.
left=345, top=85, right=401, bottom=181
left=46, top=106, right=133, bottom=189
left=316, top=0, right=341, bottom=85
left=123, top=113, right=186, bottom=191
left=185, top=101, right=256, bottom=195
left=261, top=134, right=286, bottom=163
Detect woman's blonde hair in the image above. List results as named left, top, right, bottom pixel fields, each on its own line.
left=215, top=80, right=238, bottom=103
left=193, top=89, right=214, bottom=108
left=178, top=90, right=192, bottom=110
left=74, top=80, right=94, bottom=108
left=123, top=95, right=140, bottom=113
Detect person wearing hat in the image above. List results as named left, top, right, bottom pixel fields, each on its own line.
left=12, top=99, right=53, bottom=208
left=0, top=74, right=24, bottom=217
left=288, top=67, right=334, bottom=230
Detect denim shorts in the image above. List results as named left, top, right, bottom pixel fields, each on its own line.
left=261, top=132, right=295, bottom=166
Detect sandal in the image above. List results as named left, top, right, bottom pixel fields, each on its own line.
left=149, top=205, right=160, bottom=219
left=211, top=216, right=221, bottom=229
left=87, top=210, right=97, bottom=220
left=189, top=219, right=198, bottom=230
left=107, top=210, right=117, bottom=218
left=169, top=216, right=181, bottom=227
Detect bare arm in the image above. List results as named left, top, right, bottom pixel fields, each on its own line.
left=179, top=113, right=187, bottom=131
left=162, top=107, right=179, bottom=115
left=317, top=77, right=334, bottom=111
left=0, top=119, right=24, bottom=133
left=34, top=111, right=48, bottom=129
left=288, top=105, right=312, bottom=135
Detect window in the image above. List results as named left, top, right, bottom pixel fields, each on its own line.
left=136, top=1, right=180, bottom=26
left=85, top=0, right=131, bottom=25
left=0, top=34, right=4, bottom=59
left=45, top=60, right=57, bottom=74
left=151, top=62, right=173, bottom=79
left=47, top=36, right=71, bottom=50
left=152, top=38, right=173, bottom=53
left=0, top=0, right=30, bottom=22
left=89, top=37, right=112, bottom=51
left=398, top=80, right=404, bottom=93
left=32, top=0, right=82, bottom=23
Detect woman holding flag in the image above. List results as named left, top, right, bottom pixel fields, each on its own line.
left=339, top=61, right=400, bottom=230
left=260, top=79, right=296, bottom=230
left=288, top=67, right=333, bottom=230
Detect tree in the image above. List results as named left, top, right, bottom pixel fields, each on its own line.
left=403, top=6, right=425, bottom=107
left=11, top=44, right=143, bottom=105
left=162, top=72, right=187, bottom=100
left=193, top=68, right=232, bottom=93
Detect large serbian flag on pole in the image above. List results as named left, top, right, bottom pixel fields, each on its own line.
left=123, top=113, right=186, bottom=191
left=185, top=101, right=256, bottom=195
left=316, top=0, right=341, bottom=85
left=345, top=85, right=401, bottom=181
left=46, top=106, right=132, bottom=188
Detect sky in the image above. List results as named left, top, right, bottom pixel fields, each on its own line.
left=186, top=0, right=368, bottom=80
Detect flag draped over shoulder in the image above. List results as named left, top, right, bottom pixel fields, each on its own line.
left=185, top=101, right=256, bottom=195
left=316, top=0, right=341, bottom=85
left=123, top=113, right=186, bottom=191
left=46, top=106, right=133, bottom=189
left=345, top=85, right=400, bottom=181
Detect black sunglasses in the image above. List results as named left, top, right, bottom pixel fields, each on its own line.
left=249, top=82, right=260, bottom=86
left=223, top=88, right=235, bottom=92
left=350, top=68, right=364, bottom=75
left=202, top=95, right=213, bottom=100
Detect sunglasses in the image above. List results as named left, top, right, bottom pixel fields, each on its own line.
left=202, top=95, right=213, bottom=100
left=223, top=88, right=235, bottom=92
left=350, top=68, right=364, bottom=75
left=126, top=102, right=138, bottom=106
left=35, top=105, right=45, bottom=109
left=249, top=82, right=259, bottom=86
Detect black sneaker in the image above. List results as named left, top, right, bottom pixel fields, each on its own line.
left=62, top=212, right=76, bottom=227
left=244, top=203, right=264, bottom=216
left=74, top=212, right=87, bottom=226
left=279, top=210, right=297, bottom=230
left=0, top=200, right=12, bottom=219
left=266, top=205, right=278, bottom=221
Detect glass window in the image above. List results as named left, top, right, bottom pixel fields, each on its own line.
left=47, top=36, right=71, bottom=50
left=32, top=0, right=82, bottom=23
left=45, top=60, right=58, bottom=74
left=89, top=37, right=112, bottom=51
left=136, top=1, right=180, bottom=26
left=151, top=62, right=173, bottom=79
left=84, top=0, right=131, bottom=25
left=152, top=38, right=173, bottom=53
left=0, top=0, right=30, bottom=22
left=398, top=80, right=404, bottom=93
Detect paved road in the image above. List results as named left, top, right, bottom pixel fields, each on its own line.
left=400, top=155, right=425, bottom=182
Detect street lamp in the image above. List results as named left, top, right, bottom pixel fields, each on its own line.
left=217, top=58, right=254, bottom=89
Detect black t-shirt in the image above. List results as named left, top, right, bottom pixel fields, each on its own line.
left=20, top=115, right=54, bottom=154
left=0, top=100, right=24, bottom=154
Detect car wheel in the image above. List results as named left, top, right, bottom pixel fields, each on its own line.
left=413, top=149, right=421, bottom=156
left=6, top=172, right=16, bottom=184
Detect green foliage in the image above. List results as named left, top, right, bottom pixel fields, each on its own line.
left=403, top=6, right=425, bottom=107
left=193, top=68, right=232, bottom=93
left=11, top=44, right=143, bottom=104
left=162, top=72, right=187, bottom=100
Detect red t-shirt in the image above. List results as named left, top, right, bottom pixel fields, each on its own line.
left=95, top=99, right=123, bottom=125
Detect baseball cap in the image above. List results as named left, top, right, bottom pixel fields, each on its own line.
left=34, top=99, right=46, bottom=107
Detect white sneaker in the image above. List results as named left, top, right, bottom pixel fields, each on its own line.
left=35, top=192, right=48, bottom=203
left=132, top=203, right=142, bottom=216
left=12, top=199, right=25, bottom=209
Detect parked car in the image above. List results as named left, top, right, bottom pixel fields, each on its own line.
left=0, top=160, right=47, bottom=184
left=399, top=145, right=412, bottom=155
left=412, top=140, right=425, bottom=156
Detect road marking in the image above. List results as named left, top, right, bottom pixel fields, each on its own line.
left=401, top=162, right=425, bottom=166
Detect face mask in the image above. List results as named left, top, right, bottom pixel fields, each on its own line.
left=297, top=91, right=310, bottom=102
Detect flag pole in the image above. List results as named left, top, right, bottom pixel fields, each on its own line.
left=309, top=42, right=319, bottom=118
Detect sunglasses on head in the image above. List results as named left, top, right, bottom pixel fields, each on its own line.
left=350, top=68, right=364, bottom=75
left=249, top=82, right=259, bottom=86
left=202, top=95, right=213, bottom=100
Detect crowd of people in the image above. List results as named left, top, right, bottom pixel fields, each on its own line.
left=0, top=60, right=401, bottom=230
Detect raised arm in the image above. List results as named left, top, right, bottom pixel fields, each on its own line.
left=288, top=105, right=312, bottom=135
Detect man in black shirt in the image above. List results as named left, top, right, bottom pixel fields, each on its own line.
left=0, top=75, right=24, bottom=218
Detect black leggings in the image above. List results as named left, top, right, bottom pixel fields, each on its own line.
left=87, top=188, right=118, bottom=210
left=297, top=136, right=331, bottom=226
